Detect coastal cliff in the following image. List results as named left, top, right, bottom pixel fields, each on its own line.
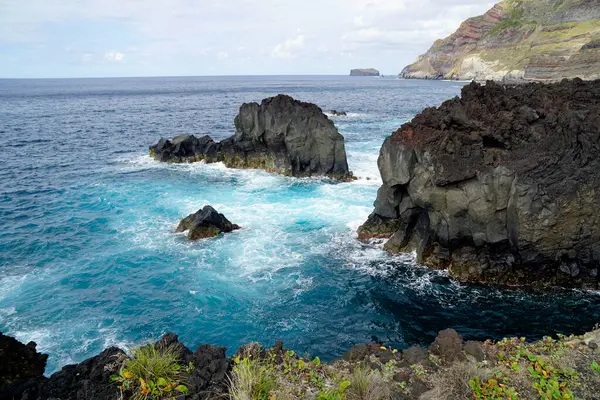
left=400, top=0, right=600, bottom=81
left=150, top=95, right=352, bottom=181
left=359, top=79, right=600, bottom=288
left=2, top=328, right=599, bottom=399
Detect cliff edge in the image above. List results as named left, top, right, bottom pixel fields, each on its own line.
left=359, top=79, right=600, bottom=288
left=400, top=0, right=600, bottom=82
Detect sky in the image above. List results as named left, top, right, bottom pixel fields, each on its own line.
left=0, top=0, right=496, bottom=78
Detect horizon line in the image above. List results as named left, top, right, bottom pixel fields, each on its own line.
left=0, top=73, right=399, bottom=80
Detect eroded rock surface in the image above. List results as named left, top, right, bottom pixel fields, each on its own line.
left=176, top=205, right=240, bottom=240
left=360, top=79, right=600, bottom=288
left=150, top=95, right=352, bottom=180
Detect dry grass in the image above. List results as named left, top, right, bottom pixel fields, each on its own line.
left=420, top=362, right=490, bottom=400
left=346, top=365, right=391, bottom=400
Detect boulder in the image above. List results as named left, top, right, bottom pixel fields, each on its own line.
left=150, top=95, right=353, bottom=181
left=176, top=205, right=240, bottom=240
left=359, top=79, right=600, bottom=288
left=429, top=329, right=464, bottom=364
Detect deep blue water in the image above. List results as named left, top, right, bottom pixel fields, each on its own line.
left=1, top=75, right=599, bottom=374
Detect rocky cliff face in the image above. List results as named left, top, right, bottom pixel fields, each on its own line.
left=359, top=79, right=600, bottom=288
left=401, top=0, right=600, bottom=82
left=150, top=95, right=352, bottom=181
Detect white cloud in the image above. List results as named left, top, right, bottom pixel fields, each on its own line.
left=217, top=51, right=229, bottom=60
left=104, top=51, right=125, bottom=62
left=271, top=34, right=305, bottom=59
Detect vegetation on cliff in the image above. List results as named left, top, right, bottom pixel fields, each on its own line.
left=2, top=328, right=600, bottom=399
left=401, top=0, right=600, bottom=81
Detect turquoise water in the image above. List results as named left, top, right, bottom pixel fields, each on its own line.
left=1, top=76, right=599, bottom=374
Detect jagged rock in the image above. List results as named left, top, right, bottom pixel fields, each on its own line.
left=401, top=346, right=428, bottom=365
left=429, top=329, right=464, bottom=364
left=401, top=1, right=600, bottom=82
left=329, top=110, right=347, bottom=116
left=350, top=68, right=380, bottom=77
left=35, top=347, right=127, bottom=400
left=463, top=341, right=486, bottom=362
left=359, top=79, right=600, bottom=288
left=0, top=332, right=48, bottom=400
left=150, top=95, right=352, bottom=181
left=176, top=205, right=240, bottom=240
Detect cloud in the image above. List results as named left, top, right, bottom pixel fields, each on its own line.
left=0, top=0, right=497, bottom=77
left=271, top=34, right=305, bottom=59
left=104, top=51, right=125, bottom=62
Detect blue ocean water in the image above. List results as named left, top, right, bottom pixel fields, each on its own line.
left=1, top=75, right=599, bottom=374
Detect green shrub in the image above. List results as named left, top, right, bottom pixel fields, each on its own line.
left=229, top=356, right=277, bottom=400
left=111, top=343, right=191, bottom=400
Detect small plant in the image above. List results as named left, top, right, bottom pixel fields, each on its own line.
left=317, top=381, right=351, bottom=400
left=469, top=374, right=519, bottom=400
left=410, top=364, right=426, bottom=377
left=591, top=361, right=600, bottom=374
left=527, top=356, right=577, bottom=400
left=230, top=356, right=277, bottom=400
left=111, top=343, right=189, bottom=400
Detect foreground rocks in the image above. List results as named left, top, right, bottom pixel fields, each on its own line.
left=360, top=79, right=600, bottom=288
left=176, top=205, right=240, bottom=240
left=3, top=328, right=599, bottom=399
left=150, top=95, right=352, bottom=181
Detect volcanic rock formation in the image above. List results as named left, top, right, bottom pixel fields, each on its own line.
left=176, top=205, right=240, bottom=240
left=401, top=0, right=600, bottom=82
left=150, top=95, right=352, bottom=181
left=359, top=79, right=600, bottom=288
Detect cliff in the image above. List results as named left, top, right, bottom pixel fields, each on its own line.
left=359, top=79, right=600, bottom=288
left=350, top=68, right=380, bottom=76
left=400, top=0, right=600, bottom=81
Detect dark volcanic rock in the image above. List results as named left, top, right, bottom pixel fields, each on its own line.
left=429, top=329, right=464, bottom=364
left=329, top=110, right=347, bottom=116
left=176, top=205, right=240, bottom=240
left=150, top=95, right=352, bottom=180
left=359, top=79, right=600, bottom=288
left=36, top=347, right=127, bottom=400
left=0, top=332, right=47, bottom=400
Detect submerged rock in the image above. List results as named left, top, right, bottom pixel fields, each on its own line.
left=150, top=95, right=352, bottom=181
left=176, top=205, right=240, bottom=240
left=329, top=110, right=347, bottom=116
left=359, top=79, right=600, bottom=288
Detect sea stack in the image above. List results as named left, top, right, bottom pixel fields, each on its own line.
left=350, top=68, right=380, bottom=77
left=359, top=79, right=600, bottom=289
left=150, top=95, right=352, bottom=181
left=176, top=206, right=240, bottom=240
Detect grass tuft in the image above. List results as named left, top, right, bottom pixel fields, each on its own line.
left=346, top=366, right=390, bottom=400
left=229, top=357, right=277, bottom=400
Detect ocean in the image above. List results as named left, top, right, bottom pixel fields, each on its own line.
left=1, top=75, right=599, bottom=374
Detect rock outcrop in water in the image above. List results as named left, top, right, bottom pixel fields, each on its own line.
left=359, top=79, right=600, bottom=288
left=400, top=0, right=600, bottom=82
left=150, top=95, right=352, bottom=181
left=176, top=205, right=240, bottom=240
left=3, top=328, right=600, bottom=399
left=350, top=68, right=380, bottom=77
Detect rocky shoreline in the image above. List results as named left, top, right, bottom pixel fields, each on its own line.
left=360, top=78, right=600, bottom=289
left=2, top=327, right=599, bottom=400
left=150, top=95, right=353, bottom=181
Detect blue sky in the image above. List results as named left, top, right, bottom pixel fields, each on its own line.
left=0, top=0, right=495, bottom=78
